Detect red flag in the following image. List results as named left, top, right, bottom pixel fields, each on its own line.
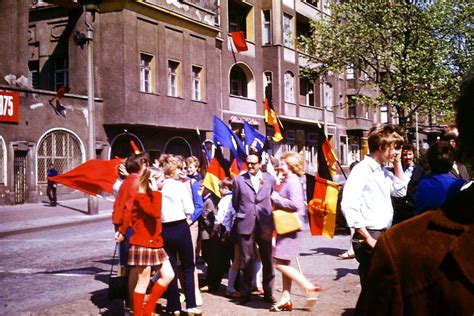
left=49, top=158, right=122, bottom=195
left=263, top=83, right=283, bottom=142
left=230, top=31, right=248, bottom=53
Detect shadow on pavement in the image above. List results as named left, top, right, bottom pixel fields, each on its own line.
left=334, top=268, right=358, bottom=280
left=40, top=266, right=106, bottom=276
left=300, top=247, right=344, bottom=257
left=90, top=288, right=125, bottom=315
left=57, top=203, right=89, bottom=215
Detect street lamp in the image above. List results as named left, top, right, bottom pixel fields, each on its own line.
left=80, top=0, right=101, bottom=215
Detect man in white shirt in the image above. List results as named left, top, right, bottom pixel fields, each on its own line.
left=341, top=124, right=407, bottom=287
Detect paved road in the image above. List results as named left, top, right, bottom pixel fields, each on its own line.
left=0, top=220, right=359, bottom=315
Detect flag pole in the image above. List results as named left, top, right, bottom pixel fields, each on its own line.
left=315, top=120, right=347, bottom=180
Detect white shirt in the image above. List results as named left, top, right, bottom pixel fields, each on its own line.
left=250, top=170, right=263, bottom=192
left=216, top=193, right=236, bottom=231
left=161, top=179, right=195, bottom=223
left=341, top=155, right=407, bottom=230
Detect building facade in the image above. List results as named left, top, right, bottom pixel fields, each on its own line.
left=0, top=0, right=382, bottom=205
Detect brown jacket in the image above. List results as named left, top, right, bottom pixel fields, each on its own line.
left=356, top=183, right=474, bottom=315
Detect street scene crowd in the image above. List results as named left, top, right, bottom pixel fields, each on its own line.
left=92, top=73, right=474, bottom=316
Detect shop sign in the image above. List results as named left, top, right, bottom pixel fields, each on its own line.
left=0, top=91, right=20, bottom=123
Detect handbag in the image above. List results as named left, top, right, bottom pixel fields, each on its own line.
left=108, top=243, right=128, bottom=300
left=272, top=209, right=302, bottom=235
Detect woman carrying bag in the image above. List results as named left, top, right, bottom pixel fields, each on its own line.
left=115, top=167, right=174, bottom=316
left=269, top=152, right=321, bottom=312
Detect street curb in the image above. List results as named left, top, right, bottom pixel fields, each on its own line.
left=0, top=213, right=111, bottom=238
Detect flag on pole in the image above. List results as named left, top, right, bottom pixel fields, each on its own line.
left=230, top=31, right=248, bottom=52
left=263, top=83, right=283, bottom=142
left=307, top=127, right=340, bottom=238
left=202, top=147, right=229, bottom=198
left=212, top=115, right=246, bottom=162
left=243, top=120, right=266, bottom=153
left=49, top=158, right=122, bottom=196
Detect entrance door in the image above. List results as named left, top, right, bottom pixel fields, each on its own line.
left=14, top=151, right=27, bottom=204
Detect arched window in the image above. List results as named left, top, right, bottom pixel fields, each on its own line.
left=164, top=137, right=192, bottom=157
left=37, top=130, right=83, bottom=183
left=110, top=133, right=144, bottom=159
left=284, top=71, right=294, bottom=103
left=0, top=136, right=5, bottom=185
left=229, top=63, right=255, bottom=99
left=230, top=66, right=248, bottom=97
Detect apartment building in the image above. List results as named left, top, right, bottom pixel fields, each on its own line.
left=0, top=0, right=378, bottom=205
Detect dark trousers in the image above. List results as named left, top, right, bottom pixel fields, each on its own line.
left=352, top=229, right=385, bottom=288
left=119, top=228, right=133, bottom=266
left=238, top=224, right=274, bottom=298
left=162, top=220, right=196, bottom=312
left=202, top=237, right=231, bottom=289
left=47, top=182, right=57, bottom=205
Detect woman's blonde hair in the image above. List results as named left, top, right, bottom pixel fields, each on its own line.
left=281, top=151, right=305, bottom=176
left=161, top=154, right=179, bottom=178
left=136, top=167, right=163, bottom=199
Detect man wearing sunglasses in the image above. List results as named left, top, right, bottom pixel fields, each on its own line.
left=232, top=148, right=276, bottom=305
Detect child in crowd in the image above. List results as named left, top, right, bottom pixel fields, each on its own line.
left=186, top=156, right=203, bottom=182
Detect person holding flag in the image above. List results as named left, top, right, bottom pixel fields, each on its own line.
left=341, top=124, right=407, bottom=288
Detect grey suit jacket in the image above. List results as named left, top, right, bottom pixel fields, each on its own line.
left=232, top=171, right=276, bottom=238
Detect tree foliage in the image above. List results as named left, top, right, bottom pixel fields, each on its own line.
left=298, top=1, right=474, bottom=129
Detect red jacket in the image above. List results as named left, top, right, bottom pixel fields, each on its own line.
left=126, top=192, right=164, bottom=248
left=112, top=173, right=139, bottom=230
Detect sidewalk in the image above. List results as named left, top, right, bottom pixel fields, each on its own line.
left=0, top=198, right=113, bottom=237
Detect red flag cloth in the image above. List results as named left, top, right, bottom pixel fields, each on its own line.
left=49, top=158, right=122, bottom=196
left=230, top=31, right=248, bottom=53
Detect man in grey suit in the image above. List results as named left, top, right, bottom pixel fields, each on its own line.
left=232, top=149, right=276, bottom=305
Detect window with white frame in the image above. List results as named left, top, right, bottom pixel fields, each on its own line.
left=54, top=57, right=68, bottom=91
left=168, top=60, right=181, bottom=97
left=37, top=130, right=82, bottom=183
left=262, top=10, right=271, bottom=45
left=0, top=137, right=5, bottom=185
left=140, top=53, right=154, bottom=93
left=284, top=71, right=294, bottom=103
left=192, top=66, right=204, bottom=101
left=380, top=104, right=388, bottom=123
left=323, top=82, right=333, bottom=110
left=283, top=13, right=293, bottom=48
left=264, top=71, right=272, bottom=97
left=28, top=61, right=40, bottom=89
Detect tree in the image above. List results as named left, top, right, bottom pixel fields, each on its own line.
left=298, top=1, right=474, bottom=129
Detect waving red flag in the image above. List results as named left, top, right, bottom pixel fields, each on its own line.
left=230, top=31, right=248, bottom=52
left=49, top=158, right=122, bottom=196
